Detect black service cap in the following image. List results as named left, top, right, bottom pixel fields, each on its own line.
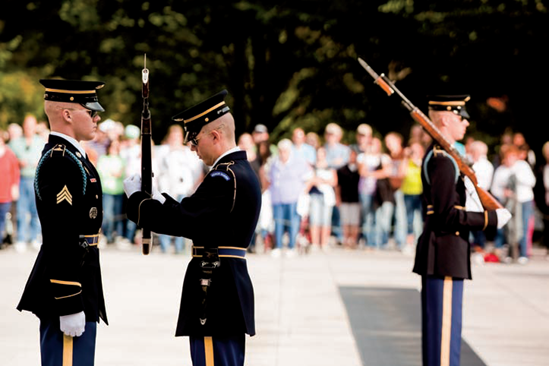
left=172, top=89, right=231, bottom=143
left=40, top=79, right=105, bottom=112
left=428, top=94, right=470, bottom=119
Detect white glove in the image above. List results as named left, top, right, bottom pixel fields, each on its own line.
left=123, top=174, right=141, bottom=198
left=496, top=208, right=512, bottom=229
left=59, top=311, right=86, bottom=337
left=152, top=185, right=166, bottom=204
left=464, top=177, right=483, bottom=213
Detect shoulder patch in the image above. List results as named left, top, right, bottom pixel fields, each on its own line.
left=35, top=144, right=87, bottom=201
left=423, top=147, right=460, bottom=185
left=210, top=171, right=231, bottom=181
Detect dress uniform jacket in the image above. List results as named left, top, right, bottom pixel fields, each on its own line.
left=412, top=144, right=498, bottom=279
left=126, top=150, right=261, bottom=337
left=17, top=134, right=108, bottom=325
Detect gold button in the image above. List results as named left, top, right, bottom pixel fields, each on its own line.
left=455, top=231, right=460, bottom=236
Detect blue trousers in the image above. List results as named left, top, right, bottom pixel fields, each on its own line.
left=102, top=193, right=124, bottom=242
left=272, top=202, right=300, bottom=249
left=421, top=276, right=464, bottom=366
left=39, top=319, right=97, bottom=366
left=0, top=202, right=12, bottom=242
left=190, top=335, right=245, bottom=366
left=16, top=177, right=40, bottom=243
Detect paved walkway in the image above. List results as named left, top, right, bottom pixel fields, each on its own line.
left=2, top=242, right=549, bottom=365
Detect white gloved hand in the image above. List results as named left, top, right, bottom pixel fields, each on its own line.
left=464, top=177, right=483, bottom=213
left=123, top=174, right=141, bottom=198
left=59, top=311, right=86, bottom=337
left=496, top=208, right=512, bottom=229
left=152, top=184, right=166, bottom=204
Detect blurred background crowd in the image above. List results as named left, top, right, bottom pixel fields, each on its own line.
left=2, top=113, right=548, bottom=266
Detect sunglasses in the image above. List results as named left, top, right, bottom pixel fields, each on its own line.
left=86, top=109, right=99, bottom=119
left=189, top=134, right=203, bottom=147
left=60, top=107, right=98, bottom=119
left=189, top=124, right=225, bottom=147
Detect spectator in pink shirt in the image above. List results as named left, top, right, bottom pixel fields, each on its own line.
left=0, top=129, right=20, bottom=248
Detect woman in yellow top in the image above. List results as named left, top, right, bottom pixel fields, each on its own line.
left=400, top=141, right=424, bottom=253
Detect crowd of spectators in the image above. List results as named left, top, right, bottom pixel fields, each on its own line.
left=1, top=114, right=547, bottom=264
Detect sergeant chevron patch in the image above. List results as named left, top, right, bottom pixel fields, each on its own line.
left=57, top=185, right=72, bottom=205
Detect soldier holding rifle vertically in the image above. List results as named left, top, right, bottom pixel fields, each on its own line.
left=124, top=89, right=261, bottom=366
left=358, top=59, right=512, bottom=366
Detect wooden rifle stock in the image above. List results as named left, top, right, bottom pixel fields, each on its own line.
left=357, top=58, right=502, bottom=211
left=141, top=54, right=153, bottom=255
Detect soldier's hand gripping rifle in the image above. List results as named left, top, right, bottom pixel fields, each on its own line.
left=140, top=54, right=153, bottom=255
left=357, top=57, right=502, bottom=211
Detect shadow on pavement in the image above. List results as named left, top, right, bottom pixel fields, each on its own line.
left=339, top=286, right=487, bottom=366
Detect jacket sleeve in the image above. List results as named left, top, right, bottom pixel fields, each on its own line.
left=126, top=171, right=234, bottom=239
left=427, top=154, right=497, bottom=233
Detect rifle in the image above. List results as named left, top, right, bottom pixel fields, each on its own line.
left=141, top=54, right=153, bottom=255
left=357, top=57, right=502, bottom=211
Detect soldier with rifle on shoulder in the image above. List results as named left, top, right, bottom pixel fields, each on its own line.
left=413, top=95, right=512, bottom=366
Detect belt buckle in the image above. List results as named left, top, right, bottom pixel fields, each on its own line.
left=201, top=248, right=220, bottom=270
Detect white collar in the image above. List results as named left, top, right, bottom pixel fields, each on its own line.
left=210, top=146, right=241, bottom=170
left=50, top=132, right=87, bottom=158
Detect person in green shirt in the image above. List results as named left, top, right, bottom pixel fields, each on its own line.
left=97, top=138, right=126, bottom=243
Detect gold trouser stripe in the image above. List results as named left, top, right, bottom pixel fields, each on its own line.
left=63, top=335, right=73, bottom=366
left=204, top=336, right=214, bottom=366
left=483, top=211, right=488, bottom=231
left=440, top=277, right=453, bottom=366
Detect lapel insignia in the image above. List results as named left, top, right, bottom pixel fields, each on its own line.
left=56, top=185, right=72, bottom=205
left=90, top=178, right=97, bottom=183
left=89, top=207, right=98, bottom=219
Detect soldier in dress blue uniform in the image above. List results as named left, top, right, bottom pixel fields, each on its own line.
left=124, top=89, right=261, bottom=366
left=17, top=79, right=108, bottom=366
left=412, top=95, right=511, bottom=366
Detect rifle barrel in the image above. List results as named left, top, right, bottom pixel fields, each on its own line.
left=141, top=54, right=153, bottom=255
left=358, top=58, right=503, bottom=210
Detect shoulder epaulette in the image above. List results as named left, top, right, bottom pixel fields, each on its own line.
left=423, top=145, right=459, bottom=185
left=211, top=161, right=236, bottom=213
left=35, top=144, right=87, bottom=201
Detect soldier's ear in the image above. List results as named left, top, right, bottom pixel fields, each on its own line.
left=439, top=112, right=453, bottom=127
left=61, top=108, right=73, bottom=123
left=211, top=129, right=221, bottom=143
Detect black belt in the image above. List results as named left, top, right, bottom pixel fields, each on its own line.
left=79, top=234, right=99, bottom=246
left=192, top=246, right=246, bottom=259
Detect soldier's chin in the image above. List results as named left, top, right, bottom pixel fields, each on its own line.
left=86, top=130, right=97, bottom=142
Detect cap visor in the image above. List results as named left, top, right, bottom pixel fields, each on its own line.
left=83, top=102, right=105, bottom=112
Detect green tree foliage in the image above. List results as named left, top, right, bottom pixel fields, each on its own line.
left=1, top=0, right=548, bottom=156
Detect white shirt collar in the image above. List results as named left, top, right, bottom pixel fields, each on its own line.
left=210, top=146, right=241, bottom=170
left=50, top=132, right=87, bottom=158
